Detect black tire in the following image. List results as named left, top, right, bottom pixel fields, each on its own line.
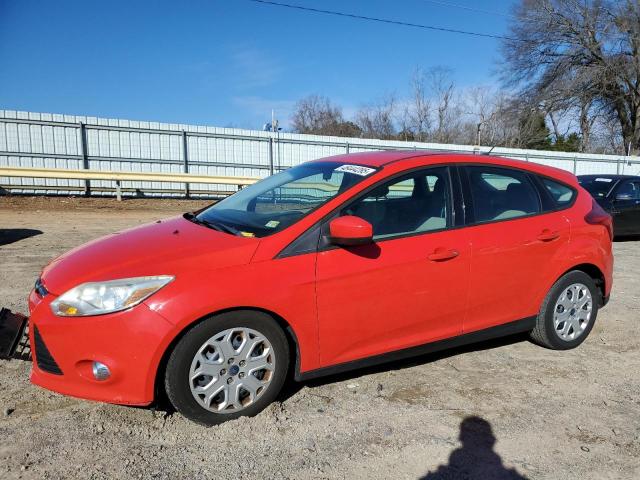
left=164, top=310, right=289, bottom=426
left=530, top=270, right=600, bottom=350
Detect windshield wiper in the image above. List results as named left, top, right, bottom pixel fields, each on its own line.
left=184, top=213, right=241, bottom=236
left=206, top=220, right=241, bottom=236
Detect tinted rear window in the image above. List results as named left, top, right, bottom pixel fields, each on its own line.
left=579, top=177, right=615, bottom=198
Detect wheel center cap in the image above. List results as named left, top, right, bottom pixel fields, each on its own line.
left=229, top=365, right=240, bottom=376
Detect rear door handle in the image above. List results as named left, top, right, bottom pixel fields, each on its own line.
left=537, top=230, right=560, bottom=242
left=428, top=248, right=459, bottom=262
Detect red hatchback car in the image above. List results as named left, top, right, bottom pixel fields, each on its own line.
left=27, top=152, right=613, bottom=425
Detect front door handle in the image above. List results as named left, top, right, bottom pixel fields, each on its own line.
left=537, top=229, right=560, bottom=242
left=428, top=248, right=459, bottom=262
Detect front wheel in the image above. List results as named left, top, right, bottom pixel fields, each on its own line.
left=530, top=271, right=600, bottom=350
left=164, top=310, right=289, bottom=426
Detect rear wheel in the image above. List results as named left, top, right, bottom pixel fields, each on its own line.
left=164, top=310, right=289, bottom=426
left=530, top=271, right=600, bottom=350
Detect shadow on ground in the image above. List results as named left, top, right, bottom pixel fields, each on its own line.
left=12, top=300, right=530, bottom=418
left=421, top=416, right=528, bottom=479
left=0, top=228, right=43, bottom=246
left=80, top=332, right=532, bottom=418
left=614, top=235, right=640, bottom=242
left=278, top=332, right=530, bottom=402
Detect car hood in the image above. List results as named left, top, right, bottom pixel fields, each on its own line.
left=41, top=216, right=260, bottom=295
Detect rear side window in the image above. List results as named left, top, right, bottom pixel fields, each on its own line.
left=466, top=166, right=540, bottom=223
left=540, top=178, right=575, bottom=206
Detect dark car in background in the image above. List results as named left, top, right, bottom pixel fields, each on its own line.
left=578, top=175, right=640, bottom=236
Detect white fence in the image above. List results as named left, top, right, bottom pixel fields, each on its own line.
left=1, top=109, right=639, bottom=198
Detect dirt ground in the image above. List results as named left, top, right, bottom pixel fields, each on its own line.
left=0, top=196, right=638, bottom=480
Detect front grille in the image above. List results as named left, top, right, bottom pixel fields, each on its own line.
left=33, top=326, right=62, bottom=375
left=34, top=278, right=48, bottom=297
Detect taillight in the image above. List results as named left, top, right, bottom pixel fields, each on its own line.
left=585, top=198, right=613, bottom=240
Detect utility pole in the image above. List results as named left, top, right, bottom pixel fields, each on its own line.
left=267, top=110, right=280, bottom=173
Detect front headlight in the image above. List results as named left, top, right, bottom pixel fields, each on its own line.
left=50, top=276, right=174, bottom=317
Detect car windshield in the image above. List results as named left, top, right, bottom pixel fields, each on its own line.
left=579, top=177, right=616, bottom=198
left=191, top=161, right=377, bottom=237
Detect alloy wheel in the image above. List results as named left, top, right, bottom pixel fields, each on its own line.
left=188, top=327, right=275, bottom=413
left=553, top=283, right=593, bottom=341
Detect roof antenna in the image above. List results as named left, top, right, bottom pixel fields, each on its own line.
left=483, top=144, right=498, bottom=156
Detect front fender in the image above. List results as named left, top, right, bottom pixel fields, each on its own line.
left=142, top=253, right=319, bottom=397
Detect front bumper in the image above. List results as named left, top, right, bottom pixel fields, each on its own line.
left=28, top=288, right=177, bottom=406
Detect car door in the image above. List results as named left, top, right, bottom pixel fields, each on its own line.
left=315, top=166, right=471, bottom=367
left=461, top=166, right=572, bottom=333
left=610, top=179, right=640, bottom=235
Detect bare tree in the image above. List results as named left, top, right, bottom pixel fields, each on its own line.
left=396, top=102, right=416, bottom=141
left=501, top=0, right=640, bottom=153
left=426, top=67, right=462, bottom=143
left=355, top=95, right=398, bottom=140
left=291, top=95, right=361, bottom=137
left=576, top=95, right=602, bottom=152
left=463, top=86, right=502, bottom=146
left=408, top=67, right=431, bottom=141
left=591, top=112, right=626, bottom=154
left=492, top=94, right=527, bottom=147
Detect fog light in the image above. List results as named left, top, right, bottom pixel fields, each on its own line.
left=92, top=361, right=111, bottom=381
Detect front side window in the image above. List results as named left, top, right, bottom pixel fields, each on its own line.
left=615, top=180, right=640, bottom=200
left=466, top=166, right=540, bottom=222
left=342, top=167, right=450, bottom=239
left=194, top=162, right=377, bottom=237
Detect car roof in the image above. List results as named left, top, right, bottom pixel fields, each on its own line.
left=313, top=150, right=579, bottom=184
left=314, top=150, right=428, bottom=167
left=577, top=174, right=639, bottom=180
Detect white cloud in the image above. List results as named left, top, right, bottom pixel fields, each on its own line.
left=229, top=46, right=283, bottom=90
left=232, top=96, right=296, bottom=128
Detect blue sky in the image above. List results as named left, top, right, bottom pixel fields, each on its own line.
left=0, top=0, right=517, bottom=129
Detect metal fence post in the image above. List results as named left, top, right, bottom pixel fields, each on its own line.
left=268, top=137, right=274, bottom=175
left=345, top=142, right=350, bottom=154
left=182, top=130, right=190, bottom=198
left=115, top=180, right=122, bottom=201
left=616, top=156, right=621, bottom=174
left=573, top=155, right=577, bottom=174
left=79, top=122, right=91, bottom=196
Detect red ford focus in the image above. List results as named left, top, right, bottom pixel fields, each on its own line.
left=26, top=152, right=613, bottom=425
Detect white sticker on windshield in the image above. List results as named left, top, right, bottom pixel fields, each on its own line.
left=595, top=178, right=613, bottom=182
left=335, top=164, right=376, bottom=176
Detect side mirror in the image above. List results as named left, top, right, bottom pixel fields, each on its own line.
left=329, top=215, right=373, bottom=246
left=615, top=193, right=633, bottom=201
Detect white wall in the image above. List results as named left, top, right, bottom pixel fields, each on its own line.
left=1, top=109, right=639, bottom=197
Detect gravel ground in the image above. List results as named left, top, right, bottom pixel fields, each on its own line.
left=1, top=196, right=639, bottom=480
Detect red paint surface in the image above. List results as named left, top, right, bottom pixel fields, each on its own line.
left=29, top=153, right=614, bottom=405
